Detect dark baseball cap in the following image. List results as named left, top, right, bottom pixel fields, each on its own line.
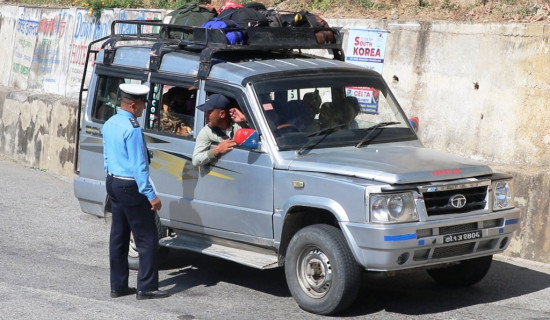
left=196, top=94, right=231, bottom=112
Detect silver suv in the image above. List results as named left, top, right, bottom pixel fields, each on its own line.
left=74, top=20, right=519, bottom=315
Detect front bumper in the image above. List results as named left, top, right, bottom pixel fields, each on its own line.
left=341, top=208, right=520, bottom=271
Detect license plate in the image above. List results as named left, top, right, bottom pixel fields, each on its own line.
left=443, top=230, right=482, bottom=244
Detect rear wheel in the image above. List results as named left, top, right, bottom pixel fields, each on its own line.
left=128, top=213, right=169, bottom=270
left=285, top=224, right=361, bottom=315
left=427, top=255, right=493, bottom=287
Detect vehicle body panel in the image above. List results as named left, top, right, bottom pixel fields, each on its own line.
left=286, top=144, right=493, bottom=184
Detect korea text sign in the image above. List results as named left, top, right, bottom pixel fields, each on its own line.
left=345, top=29, right=388, bottom=114
left=345, top=28, right=389, bottom=74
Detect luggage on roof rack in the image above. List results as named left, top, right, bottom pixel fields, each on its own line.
left=102, top=20, right=345, bottom=79
left=161, top=3, right=218, bottom=40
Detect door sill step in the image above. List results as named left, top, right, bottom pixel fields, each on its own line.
left=159, top=232, right=279, bottom=270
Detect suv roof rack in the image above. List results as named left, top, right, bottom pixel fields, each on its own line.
left=102, top=20, right=345, bottom=79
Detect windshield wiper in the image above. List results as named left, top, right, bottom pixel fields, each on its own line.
left=297, top=124, right=347, bottom=155
left=307, top=123, right=348, bottom=138
left=355, top=121, right=400, bottom=148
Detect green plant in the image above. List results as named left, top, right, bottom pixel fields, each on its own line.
left=418, top=0, right=431, bottom=8
left=356, top=0, right=376, bottom=10
left=114, top=0, right=141, bottom=8
left=441, top=0, right=451, bottom=9
left=310, top=0, right=335, bottom=11
left=156, top=0, right=186, bottom=9
left=75, top=0, right=115, bottom=18
left=373, top=2, right=391, bottom=10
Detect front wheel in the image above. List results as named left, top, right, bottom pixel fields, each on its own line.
left=427, top=255, right=493, bottom=287
left=285, top=224, right=361, bottom=315
left=128, top=212, right=169, bottom=270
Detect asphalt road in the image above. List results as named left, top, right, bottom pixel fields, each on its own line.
left=1, top=156, right=550, bottom=320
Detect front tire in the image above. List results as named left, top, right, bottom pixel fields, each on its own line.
left=128, top=213, right=169, bottom=270
left=427, top=255, right=493, bottom=287
left=285, top=224, right=361, bottom=315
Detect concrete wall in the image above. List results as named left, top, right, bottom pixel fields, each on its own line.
left=0, top=88, right=77, bottom=177
left=0, top=5, right=549, bottom=263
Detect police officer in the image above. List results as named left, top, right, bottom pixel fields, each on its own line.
left=103, top=83, right=170, bottom=300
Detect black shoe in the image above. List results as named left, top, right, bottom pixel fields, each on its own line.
left=110, top=287, right=137, bottom=298
left=136, top=290, right=171, bottom=300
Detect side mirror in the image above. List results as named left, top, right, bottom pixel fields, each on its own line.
left=234, top=128, right=260, bottom=149
left=409, top=117, right=419, bottom=133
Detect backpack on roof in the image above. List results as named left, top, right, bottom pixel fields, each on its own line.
left=201, top=18, right=244, bottom=45
left=219, top=0, right=243, bottom=11
left=218, top=7, right=270, bottom=27
left=281, top=10, right=336, bottom=44
left=242, top=2, right=284, bottom=27
left=162, top=2, right=218, bottom=40
left=243, top=2, right=266, bottom=10
left=261, top=9, right=285, bottom=27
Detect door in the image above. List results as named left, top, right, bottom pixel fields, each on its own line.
left=74, top=71, right=147, bottom=216
left=142, top=79, right=200, bottom=230
left=191, top=87, right=275, bottom=239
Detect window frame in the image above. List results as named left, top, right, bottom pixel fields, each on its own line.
left=203, top=83, right=258, bottom=131
left=201, top=83, right=264, bottom=153
left=144, top=73, right=198, bottom=140
left=90, top=67, right=148, bottom=124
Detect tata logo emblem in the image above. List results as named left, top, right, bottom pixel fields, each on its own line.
left=449, top=194, right=467, bottom=209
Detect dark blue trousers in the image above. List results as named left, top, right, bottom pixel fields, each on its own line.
left=106, top=174, right=159, bottom=292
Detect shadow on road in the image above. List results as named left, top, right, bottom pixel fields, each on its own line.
left=159, top=249, right=550, bottom=317
left=345, top=259, right=550, bottom=317
left=159, top=249, right=290, bottom=298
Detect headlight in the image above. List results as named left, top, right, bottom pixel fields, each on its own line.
left=492, top=180, right=514, bottom=211
left=370, top=192, right=418, bottom=223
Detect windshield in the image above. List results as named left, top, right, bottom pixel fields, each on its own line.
left=253, top=74, right=416, bottom=151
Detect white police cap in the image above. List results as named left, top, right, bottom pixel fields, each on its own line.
left=119, top=83, right=150, bottom=97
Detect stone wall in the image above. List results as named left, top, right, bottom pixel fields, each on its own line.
left=0, top=88, right=77, bottom=177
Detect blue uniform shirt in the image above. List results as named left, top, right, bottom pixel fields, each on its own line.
left=102, top=109, right=157, bottom=201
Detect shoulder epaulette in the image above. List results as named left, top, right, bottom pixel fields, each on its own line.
left=129, top=117, right=140, bottom=128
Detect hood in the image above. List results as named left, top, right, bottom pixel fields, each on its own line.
left=287, top=145, right=492, bottom=184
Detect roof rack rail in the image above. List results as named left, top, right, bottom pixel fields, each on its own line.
left=104, top=20, right=345, bottom=79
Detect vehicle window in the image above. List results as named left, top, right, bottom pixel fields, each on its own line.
left=203, top=91, right=254, bottom=130
left=91, top=76, right=144, bottom=123
left=92, top=76, right=123, bottom=122
left=254, top=75, right=416, bottom=150
left=198, top=90, right=261, bottom=150
left=146, top=83, right=197, bottom=137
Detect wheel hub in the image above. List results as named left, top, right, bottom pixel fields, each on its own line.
left=298, top=248, right=333, bottom=298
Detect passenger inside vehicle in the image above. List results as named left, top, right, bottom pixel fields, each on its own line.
left=96, top=91, right=119, bottom=120
left=160, top=86, right=196, bottom=136
left=93, top=77, right=125, bottom=121
left=319, top=102, right=341, bottom=129
left=302, top=90, right=322, bottom=131
left=164, top=86, right=195, bottom=115
left=342, top=96, right=361, bottom=129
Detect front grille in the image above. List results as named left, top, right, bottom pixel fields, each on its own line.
left=423, top=186, right=488, bottom=216
left=439, top=223, right=477, bottom=235
left=432, top=243, right=475, bottom=258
